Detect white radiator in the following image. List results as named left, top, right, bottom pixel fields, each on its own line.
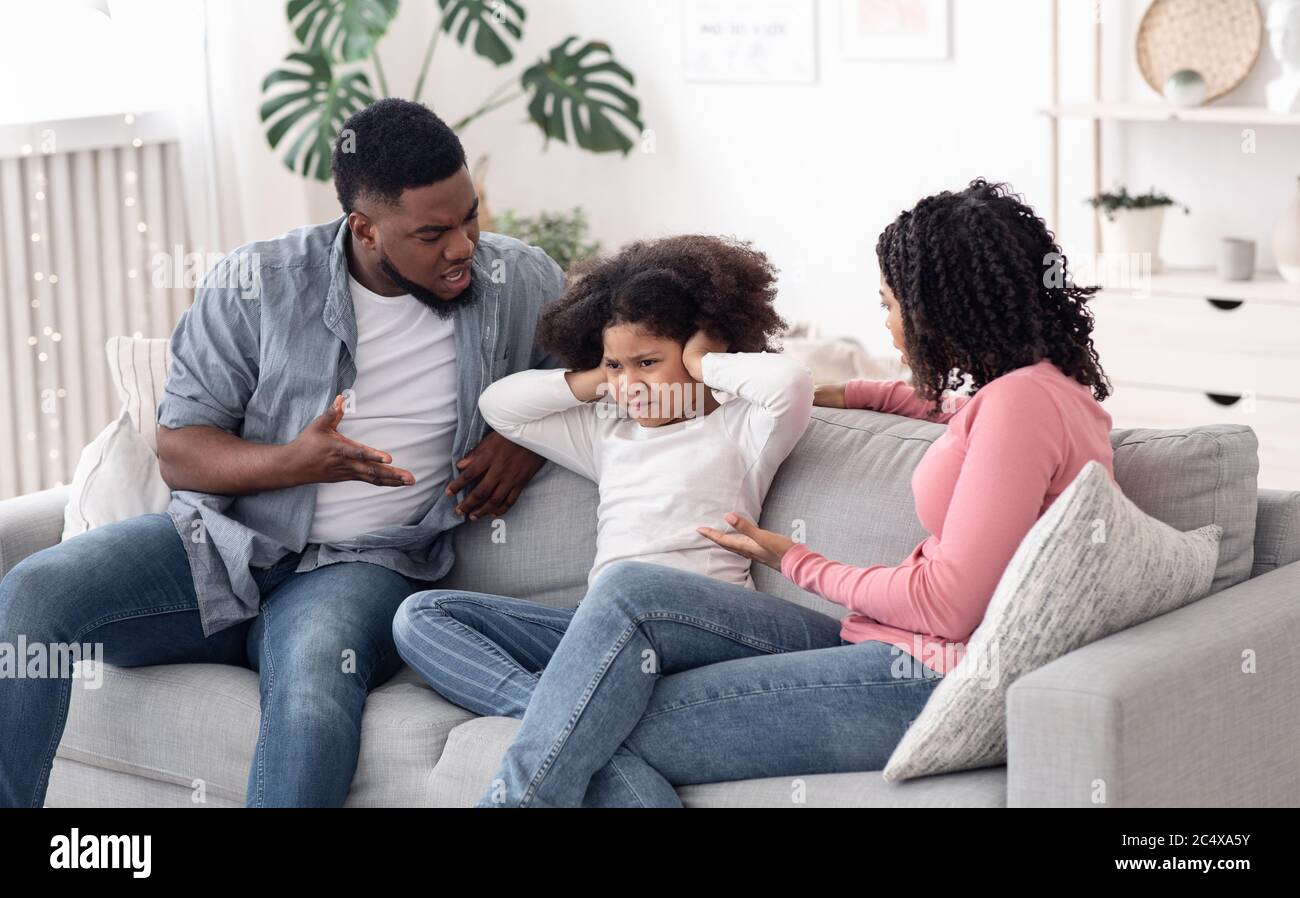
left=0, top=113, right=192, bottom=500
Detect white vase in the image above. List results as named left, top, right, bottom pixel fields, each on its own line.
left=1099, top=205, right=1167, bottom=274
left=1266, top=1, right=1300, bottom=113
left=1273, top=176, right=1300, bottom=283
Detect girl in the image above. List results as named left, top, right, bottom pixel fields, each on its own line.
left=391, top=234, right=816, bottom=807
left=479, top=179, right=1116, bottom=807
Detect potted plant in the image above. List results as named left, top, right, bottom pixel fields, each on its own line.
left=493, top=207, right=601, bottom=271
left=258, top=0, right=645, bottom=186
left=1086, top=186, right=1189, bottom=273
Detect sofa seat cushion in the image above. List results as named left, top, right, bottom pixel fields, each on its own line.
left=51, top=661, right=473, bottom=807
left=428, top=716, right=1007, bottom=808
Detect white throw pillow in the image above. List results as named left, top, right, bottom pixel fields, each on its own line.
left=62, top=406, right=172, bottom=540
left=61, top=336, right=174, bottom=540
left=881, top=460, right=1222, bottom=782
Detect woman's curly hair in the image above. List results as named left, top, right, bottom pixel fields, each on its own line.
left=876, top=178, right=1110, bottom=413
left=537, top=234, right=787, bottom=369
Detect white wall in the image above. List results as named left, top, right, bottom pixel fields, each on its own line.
left=284, top=0, right=1298, bottom=359
left=316, top=0, right=1050, bottom=358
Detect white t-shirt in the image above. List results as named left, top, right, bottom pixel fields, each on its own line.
left=307, top=275, right=458, bottom=545
left=477, top=352, right=813, bottom=588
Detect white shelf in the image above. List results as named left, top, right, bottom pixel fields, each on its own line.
left=1043, top=101, right=1300, bottom=126
left=1087, top=267, right=1300, bottom=305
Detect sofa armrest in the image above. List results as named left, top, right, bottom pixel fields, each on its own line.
left=1005, top=561, right=1300, bottom=807
left=0, top=486, right=70, bottom=579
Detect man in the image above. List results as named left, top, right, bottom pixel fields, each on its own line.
left=0, top=98, right=564, bottom=806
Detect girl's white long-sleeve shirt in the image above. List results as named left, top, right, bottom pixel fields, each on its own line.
left=478, top=352, right=814, bottom=590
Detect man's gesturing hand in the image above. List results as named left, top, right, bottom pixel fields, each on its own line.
left=445, top=430, right=546, bottom=520
left=287, top=394, right=414, bottom=487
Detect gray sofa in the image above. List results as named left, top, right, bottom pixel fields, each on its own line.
left=2, top=407, right=1298, bottom=807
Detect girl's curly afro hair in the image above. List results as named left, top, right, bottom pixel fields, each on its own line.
left=537, top=234, right=787, bottom=370
left=876, top=178, right=1110, bottom=413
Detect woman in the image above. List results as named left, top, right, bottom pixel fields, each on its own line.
left=391, top=234, right=816, bottom=807
left=479, top=178, right=1116, bottom=807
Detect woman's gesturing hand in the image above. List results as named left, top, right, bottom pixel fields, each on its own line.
left=697, top=512, right=795, bottom=571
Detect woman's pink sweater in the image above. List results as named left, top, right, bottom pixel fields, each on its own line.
left=779, top=360, right=1115, bottom=674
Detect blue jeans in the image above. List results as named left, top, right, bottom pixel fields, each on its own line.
left=0, top=513, right=421, bottom=807
left=395, top=561, right=942, bottom=807
left=392, top=590, right=682, bottom=806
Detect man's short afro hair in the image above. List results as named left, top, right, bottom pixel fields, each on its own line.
left=332, top=98, right=467, bottom=213
left=537, top=235, right=788, bottom=370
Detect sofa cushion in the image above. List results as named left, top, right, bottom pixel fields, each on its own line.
left=428, top=716, right=1007, bottom=808
left=435, top=459, right=597, bottom=609
left=1110, top=424, right=1258, bottom=593
left=755, top=411, right=1257, bottom=604
left=752, top=410, right=940, bottom=615
left=881, top=460, right=1221, bottom=782
left=51, top=661, right=474, bottom=807
left=437, top=409, right=1260, bottom=614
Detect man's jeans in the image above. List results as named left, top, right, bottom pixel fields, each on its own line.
left=0, top=513, right=421, bottom=807
left=393, top=560, right=943, bottom=808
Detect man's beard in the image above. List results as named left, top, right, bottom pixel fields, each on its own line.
left=379, top=254, right=478, bottom=320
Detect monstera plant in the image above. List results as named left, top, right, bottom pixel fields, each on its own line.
left=260, top=0, right=645, bottom=181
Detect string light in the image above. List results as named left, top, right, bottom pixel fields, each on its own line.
left=14, top=111, right=163, bottom=491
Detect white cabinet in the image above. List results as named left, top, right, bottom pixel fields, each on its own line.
left=1090, top=269, right=1300, bottom=490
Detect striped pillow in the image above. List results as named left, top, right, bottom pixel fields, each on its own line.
left=104, top=336, right=172, bottom=454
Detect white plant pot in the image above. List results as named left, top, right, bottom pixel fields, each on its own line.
left=1272, top=176, right=1300, bottom=283
left=1098, top=205, right=1167, bottom=274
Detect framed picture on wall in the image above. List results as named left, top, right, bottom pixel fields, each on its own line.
left=841, top=0, right=951, bottom=60
left=683, top=0, right=818, bottom=84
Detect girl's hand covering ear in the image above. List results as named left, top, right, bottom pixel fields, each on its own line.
left=682, top=329, right=730, bottom=381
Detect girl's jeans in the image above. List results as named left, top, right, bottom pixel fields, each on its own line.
left=393, top=560, right=942, bottom=807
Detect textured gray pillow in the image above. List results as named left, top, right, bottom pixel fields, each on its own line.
left=881, top=460, right=1222, bottom=782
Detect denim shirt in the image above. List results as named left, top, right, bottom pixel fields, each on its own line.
left=157, top=216, right=565, bottom=636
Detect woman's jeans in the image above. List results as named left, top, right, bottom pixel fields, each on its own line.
left=392, top=560, right=942, bottom=807
left=0, top=513, right=421, bottom=807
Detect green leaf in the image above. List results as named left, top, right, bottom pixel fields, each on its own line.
left=259, top=50, right=375, bottom=181
left=288, top=0, right=399, bottom=63
left=436, top=0, right=525, bottom=66
left=522, top=37, right=644, bottom=155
